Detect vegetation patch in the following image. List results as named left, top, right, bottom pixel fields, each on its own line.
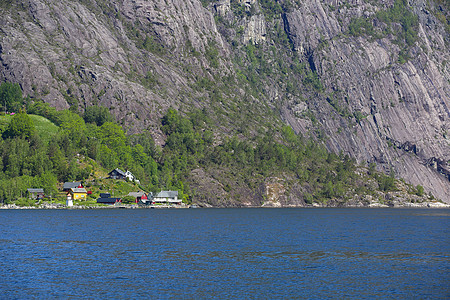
left=347, top=0, right=419, bottom=63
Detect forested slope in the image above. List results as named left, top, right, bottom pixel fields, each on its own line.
left=0, top=92, right=435, bottom=206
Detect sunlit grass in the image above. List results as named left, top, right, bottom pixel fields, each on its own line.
left=0, top=114, right=59, bottom=144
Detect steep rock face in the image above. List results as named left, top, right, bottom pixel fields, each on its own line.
left=0, top=0, right=448, bottom=202
left=280, top=0, right=449, bottom=201
left=119, top=0, right=226, bottom=54
left=0, top=0, right=229, bottom=137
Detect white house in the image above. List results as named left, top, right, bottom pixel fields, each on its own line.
left=153, top=191, right=181, bottom=205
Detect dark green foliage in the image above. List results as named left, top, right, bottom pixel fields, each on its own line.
left=0, top=82, right=23, bottom=113
left=304, top=69, right=323, bottom=91
left=0, top=100, right=159, bottom=203
left=84, top=105, right=114, bottom=126
left=121, top=195, right=135, bottom=204
left=416, top=185, right=424, bottom=196
left=0, top=0, right=15, bottom=9
left=376, top=0, right=419, bottom=47
left=353, top=110, right=366, bottom=124
left=348, top=17, right=374, bottom=36
left=123, top=18, right=166, bottom=56
left=368, top=162, right=376, bottom=175
left=205, top=42, right=220, bottom=68
left=28, top=102, right=61, bottom=125
left=157, top=109, right=373, bottom=202
left=141, top=36, right=166, bottom=56
left=377, top=172, right=396, bottom=192
left=199, top=0, right=214, bottom=8
left=141, top=71, right=159, bottom=89
left=230, top=0, right=248, bottom=18
left=259, top=0, right=283, bottom=21
left=433, top=0, right=450, bottom=34
left=326, top=95, right=351, bottom=118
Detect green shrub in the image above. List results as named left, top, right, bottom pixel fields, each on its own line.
left=416, top=185, right=424, bottom=196
left=121, top=195, right=136, bottom=204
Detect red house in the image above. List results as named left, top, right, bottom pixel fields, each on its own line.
left=127, top=192, right=148, bottom=203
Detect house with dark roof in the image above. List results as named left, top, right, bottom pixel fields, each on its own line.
left=27, top=188, right=45, bottom=200
left=153, top=191, right=181, bottom=205
left=97, top=197, right=122, bottom=205
left=108, top=168, right=135, bottom=181
left=97, top=193, right=122, bottom=205
left=63, top=181, right=82, bottom=191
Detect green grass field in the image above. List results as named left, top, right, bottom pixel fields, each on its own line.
left=0, top=114, right=59, bottom=143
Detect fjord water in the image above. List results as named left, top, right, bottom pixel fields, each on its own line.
left=0, top=208, right=448, bottom=298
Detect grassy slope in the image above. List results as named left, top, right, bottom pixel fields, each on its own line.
left=0, top=114, right=59, bottom=144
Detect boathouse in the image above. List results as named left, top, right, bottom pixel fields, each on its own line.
left=97, top=193, right=122, bottom=205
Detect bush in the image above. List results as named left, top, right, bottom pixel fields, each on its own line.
left=416, top=185, right=424, bottom=196
left=348, top=17, right=374, bottom=36
left=377, top=174, right=396, bottom=192
left=121, top=195, right=136, bottom=204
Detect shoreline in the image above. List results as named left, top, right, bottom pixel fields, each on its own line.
left=0, top=202, right=449, bottom=210
left=0, top=203, right=189, bottom=210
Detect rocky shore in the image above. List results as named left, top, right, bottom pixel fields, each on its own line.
left=1, top=201, right=448, bottom=209
left=0, top=203, right=190, bottom=209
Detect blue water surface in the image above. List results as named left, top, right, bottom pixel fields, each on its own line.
left=0, top=208, right=449, bottom=299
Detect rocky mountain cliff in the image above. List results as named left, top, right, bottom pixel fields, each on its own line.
left=0, top=0, right=449, bottom=202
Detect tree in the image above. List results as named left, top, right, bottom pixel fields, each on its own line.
left=0, top=82, right=22, bottom=113
left=57, top=110, right=87, bottom=146
left=3, top=112, right=35, bottom=139
left=416, top=185, right=424, bottom=196
left=98, top=122, right=127, bottom=150
left=84, top=106, right=113, bottom=126
left=40, top=171, right=58, bottom=197
left=121, top=196, right=136, bottom=204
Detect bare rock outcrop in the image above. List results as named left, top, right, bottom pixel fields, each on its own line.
left=281, top=0, right=449, bottom=201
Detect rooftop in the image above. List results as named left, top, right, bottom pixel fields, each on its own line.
left=27, top=188, right=44, bottom=193
left=63, top=182, right=82, bottom=189
left=155, top=191, right=178, bottom=198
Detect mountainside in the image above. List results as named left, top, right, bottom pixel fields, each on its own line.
left=0, top=0, right=449, bottom=202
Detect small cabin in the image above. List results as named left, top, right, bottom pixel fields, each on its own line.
left=27, top=188, right=45, bottom=200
